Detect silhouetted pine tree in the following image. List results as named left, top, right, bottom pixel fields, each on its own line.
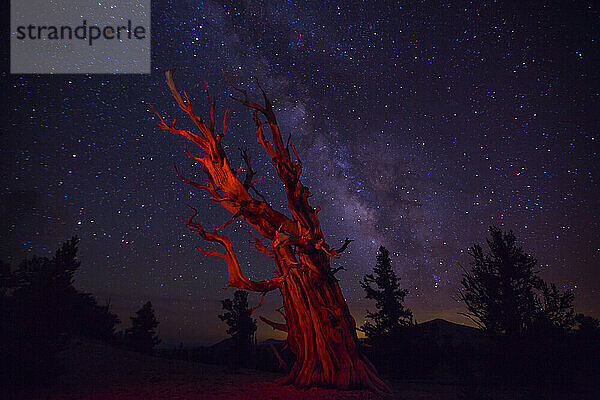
left=1, top=238, right=79, bottom=386
left=572, top=313, right=600, bottom=383
left=360, top=246, right=413, bottom=340
left=532, top=281, right=576, bottom=332
left=460, top=226, right=578, bottom=338
left=219, top=290, right=257, bottom=342
left=218, top=290, right=257, bottom=371
left=459, top=227, right=540, bottom=338
left=70, top=292, right=121, bottom=341
left=126, top=301, right=160, bottom=354
left=51, top=236, right=80, bottom=287
left=458, top=226, right=590, bottom=391
left=575, top=313, right=600, bottom=336
left=1, top=237, right=123, bottom=388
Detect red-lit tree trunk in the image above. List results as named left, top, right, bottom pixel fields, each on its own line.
left=151, top=70, right=390, bottom=395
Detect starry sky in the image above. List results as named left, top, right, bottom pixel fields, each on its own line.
left=2, top=0, right=599, bottom=345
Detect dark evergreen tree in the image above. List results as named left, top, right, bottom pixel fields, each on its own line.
left=14, top=237, right=120, bottom=341
left=70, top=292, right=121, bottom=341
left=126, top=301, right=160, bottom=353
left=458, top=227, right=596, bottom=391
left=219, top=290, right=257, bottom=344
left=459, top=226, right=578, bottom=338
left=459, top=227, right=540, bottom=337
left=1, top=237, right=122, bottom=388
left=533, top=281, right=575, bottom=332
left=218, top=290, right=257, bottom=371
left=1, top=239, right=80, bottom=388
left=574, top=313, right=600, bottom=335
left=360, top=246, right=413, bottom=340
left=571, top=313, right=600, bottom=384
left=51, top=236, right=81, bottom=287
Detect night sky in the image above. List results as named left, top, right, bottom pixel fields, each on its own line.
left=2, top=1, right=599, bottom=345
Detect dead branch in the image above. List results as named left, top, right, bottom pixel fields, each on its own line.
left=241, top=226, right=275, bottom=256
left=249, top=291, right=268, bottom=312
left=158, top=69, right=296, bottom=240
left=331, top=266, right=347, bottom=275
left=336, top=238, right=353, bottom=254
left=268, top=343, right=288, bottom=370
left=185, top=209, right=284, bottom=292
left=224, top=75, right=323, bottom=241
left=260, top=316, right=288, bottom=332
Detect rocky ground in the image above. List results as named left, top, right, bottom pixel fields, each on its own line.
left=6, top=338, right=562, bottom=400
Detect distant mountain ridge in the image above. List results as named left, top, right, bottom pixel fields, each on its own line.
left=416, top=318, right=486, bottom=347
left=204, top=318, right=484, bottom=348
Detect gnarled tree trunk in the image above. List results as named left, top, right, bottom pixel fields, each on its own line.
left=151, top=69, right=390, bottom=395
left=277, top=269, right=386, bottom=389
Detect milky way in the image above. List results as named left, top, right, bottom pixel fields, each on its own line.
left=2, top=1, right=598, bottom=344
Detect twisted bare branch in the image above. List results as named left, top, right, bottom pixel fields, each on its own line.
left=185, top=209, right=283, bottom=292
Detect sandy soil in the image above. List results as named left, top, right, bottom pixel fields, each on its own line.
left=7, top=339, right=527, bottom=400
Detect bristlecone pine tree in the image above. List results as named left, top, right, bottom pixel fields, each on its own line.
left=151, top=69, right=390, bottom=394
left=360, top=246, right=413, bottom=340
